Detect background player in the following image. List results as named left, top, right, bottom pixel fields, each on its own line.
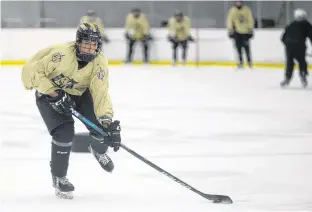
left=21, top=23, right=121, bottom=199
left=125, top=8, right=152, bottom=64
left=80, top=10, right=110, bottom=43
left=167, top=11, right=194, bottom=66
left=280, top=8, right=312, bottom=88
left=227, top=1, right=254, bottom=69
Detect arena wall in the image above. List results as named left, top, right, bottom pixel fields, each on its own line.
left=1, top=28, right=312, bottom=69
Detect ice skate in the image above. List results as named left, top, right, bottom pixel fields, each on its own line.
left=88, top=144, right=114, bottom=172
left=235, top=63, right=243, bottom=71
left=280, top=78, right=290, bottom=88
left=300, top=74, right=308, bottom=88
left=52, top=175, right=74, bottom=199
left=248, top=62, right=253, bottom=69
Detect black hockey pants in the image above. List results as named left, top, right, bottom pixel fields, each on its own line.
left=172, top=40, right=188, bottom=62
left=127, top=39, right=149, bottom=63
left=36, top=89, right=108, bottom=177
left=285, top=45, right=308, bottom=80
left=234, top=33, right=252, bottom=65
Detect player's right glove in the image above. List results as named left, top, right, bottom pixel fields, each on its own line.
left=168, top=35, right=177, bottom=43
left=45, top=89, right=76, bottom=115
left=188, top=35, right=195, bottom=42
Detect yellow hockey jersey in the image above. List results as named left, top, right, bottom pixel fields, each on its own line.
left=125, top=13, right=149, bottom=40
left=21, top=42, right=113, bottom=119
left=167, top=16, right=191, bottom=41
left=227, top=6, right=254, bottom=34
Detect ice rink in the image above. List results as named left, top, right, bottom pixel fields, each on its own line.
left=1, top=66, right=312, bottom=212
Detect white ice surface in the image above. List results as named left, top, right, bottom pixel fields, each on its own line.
left=1, top=66, right=312, bottom=212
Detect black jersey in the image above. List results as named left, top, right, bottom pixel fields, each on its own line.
left=281, top=20, right=312, bottom=47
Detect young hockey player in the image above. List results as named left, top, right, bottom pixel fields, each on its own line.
left=280, top=8, right=312, bottom=88
left=21, top=23, right=121, bottom=199
left=80, top=10, right=110, bottom=43
left=167, top=11, right=194, bottom=66
left=227, top=1, right=254, bottom=69
left=125, top=8, right=152, bottom=64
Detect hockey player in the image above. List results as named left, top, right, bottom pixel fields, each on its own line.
left=280, top=8, right=312, bottom=88
left=21, top=23, right=121, bottom=199
left=167, top=11, right=194, bottom=66
left=125, top=8, right=152, bottom=64
left=80, top=10, right=110, bottom=43
left=227, top=1, right=254, bottom=69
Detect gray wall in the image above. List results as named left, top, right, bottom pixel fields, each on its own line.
left=2, top=1, right=312, bottom=28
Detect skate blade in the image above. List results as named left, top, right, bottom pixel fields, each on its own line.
left=55, top=189, right=73, bottom=199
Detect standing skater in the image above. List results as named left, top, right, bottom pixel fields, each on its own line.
left=280, top=8, right=312, bottom=88
left=227, top=1, right=254, bottom=69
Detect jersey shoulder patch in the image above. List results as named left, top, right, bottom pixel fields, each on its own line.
left=96, top=67, right=106, bottom=81
left=52, top=52, right=65, bottom=63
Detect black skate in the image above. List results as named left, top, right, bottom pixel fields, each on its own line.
left=280, top=79, right=290, bottom=88
left=236, top=63, right=243, bottom=70
left=300, top=75, right=308, bottom=88
left=88, top=145, right=114, bottom=172
left=52, top=176, right=75, bottom=199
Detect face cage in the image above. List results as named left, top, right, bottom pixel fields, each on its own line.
left=75, top=33, right=102, bottom=62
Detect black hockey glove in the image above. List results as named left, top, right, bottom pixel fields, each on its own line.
left=143, top=34, right=153, bottom=41
left=101, top=35, right=110, bottom=43
left=168, top=36, right=177, bottom=43
left=99, top=117, right=121, bottom=152
left=246, top=30, right=254, bottom=39
left=228, top=31, right=235, bottom=39
left=188, top=36, right=195, bottom=42
left=125, top=32, right=132, bottom=40
left=45, top=90, right=76, bottom=115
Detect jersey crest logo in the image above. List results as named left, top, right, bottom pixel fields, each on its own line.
left=52, top=53, right=65, bottom=63
left=96, top=67, right=106, bottom=81
left=52, top=74, right=78, bottom=89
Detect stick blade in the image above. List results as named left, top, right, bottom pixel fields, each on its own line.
left=204, top=194, right=233, bottom=204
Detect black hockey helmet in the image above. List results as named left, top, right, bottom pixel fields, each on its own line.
left=75, top=22, right=102, bottom=62
left=132, top=7, right=141, bottom=18
left=132, top=7, right=141, bottom=13
left=174, top=10, right=184, bottom=21
left=235, top=1, right=243, bottom=9
left=86, top=10, right=96, bottom=17
left=174, top=10, right=183, bottom=17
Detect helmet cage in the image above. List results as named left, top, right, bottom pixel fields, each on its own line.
left=75, top=23, right=102, bottom=62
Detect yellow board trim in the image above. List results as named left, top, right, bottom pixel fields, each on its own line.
left=1, top=60, right=312, bottom=70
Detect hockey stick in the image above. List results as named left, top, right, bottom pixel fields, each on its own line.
left=70, top=108, right=233, bottom=204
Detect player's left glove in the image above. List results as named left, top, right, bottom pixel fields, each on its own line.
left=143, top=34, right=153, bottom=41
left=187, top=35, right=195, bottom=42
left=246, top=30, right=254, bottom=39
left=99, top=117, right=121, bottom=152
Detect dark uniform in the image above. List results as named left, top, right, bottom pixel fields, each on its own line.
left=280, top=9, right=312, bottom=88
